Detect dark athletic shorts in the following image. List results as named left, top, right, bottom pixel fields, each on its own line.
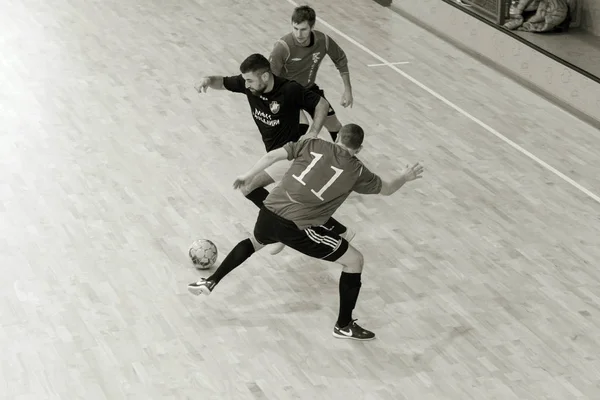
left=306, top=83, right=336, bottom=118
left=253, top=207, right=348, bottom=262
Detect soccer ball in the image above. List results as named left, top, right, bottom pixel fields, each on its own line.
left=188, top=239, right=218, bottom=269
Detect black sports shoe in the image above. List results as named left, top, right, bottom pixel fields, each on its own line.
left=332, top=319, right=376, bottom=341
left=188, top=278, right=216, bottom=296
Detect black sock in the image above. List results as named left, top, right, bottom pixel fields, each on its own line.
left=322, top=217, right=347, bottom=235
left=245, top=187, right=269, bottom=209
left=337, top=272, right=362, bottom=328
left=329, top=130, right=339, bottom=142
left=299, top=123, right=309, bottom=136
left=208, top=238, right=255, bottom=284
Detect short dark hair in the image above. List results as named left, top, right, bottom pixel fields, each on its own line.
left=239, top=53, right=271, bottom=75
left=339, top=123, right=364, bottom=149
left=291, top=5, right=316, bottom=27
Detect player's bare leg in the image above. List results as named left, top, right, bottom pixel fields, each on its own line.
left=238, top=171, right=286, bottom=255
left=300, top=110, right=341, bottom=143
left=324, top=114, right=343, bottom=142
left=298, top=110, right=311, bottom=137
left=188, top=235, right=265, bottom=296
left=331, top=243, right=375, bottom=341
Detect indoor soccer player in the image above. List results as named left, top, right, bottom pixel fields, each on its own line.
left=194, top=53, right=353, bottom=250
left=188, top=123, right=424, bottom=340
left=269, top=5, right=354, bottom=142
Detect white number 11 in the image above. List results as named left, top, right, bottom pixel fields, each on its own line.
left=292, top=151, right=343, bottom=201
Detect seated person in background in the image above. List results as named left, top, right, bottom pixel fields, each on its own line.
left=504, top=0, right=570, bottom=33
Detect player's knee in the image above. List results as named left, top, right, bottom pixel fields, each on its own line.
left=352, top=250, right=364, bottom=272
left=338, top=244, right=364, bottom=273
left=250, top=235, right=265, bottom=252
left=325, top=116, right=342, bottom=132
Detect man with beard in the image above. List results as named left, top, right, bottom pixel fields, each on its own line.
left=194, top=53, right=353, bottom=248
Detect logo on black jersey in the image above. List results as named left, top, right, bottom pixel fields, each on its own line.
left=269, top=101, right=281, bottom=114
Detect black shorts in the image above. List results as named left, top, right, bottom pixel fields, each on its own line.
left=306, top=83, right=336, bottom=118
left=253, top=207, right=348, bottom=262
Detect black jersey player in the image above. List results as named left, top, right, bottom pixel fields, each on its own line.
left=194, top=53, right=354, bottom=252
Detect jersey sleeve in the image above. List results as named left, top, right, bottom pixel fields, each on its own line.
left=222, top=75, right=246, bottom=93
left=269, top=40, right=288, bottom=77
left=286, top=81, right=322, bottom=112
left=352, top=164, right=382, bottom=195
left=325, top=35, right=350, bottom=75
left=283, top=138, right=312, bottom=160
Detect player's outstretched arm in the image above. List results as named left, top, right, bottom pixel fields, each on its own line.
left=379, top=162, right=424, bottom=196
left=194, top=76, right=225, bottom=93
left=233, top=148, right=289, bottom=189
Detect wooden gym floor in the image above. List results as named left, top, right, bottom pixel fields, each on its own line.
left=2, top=0, right=600, bottom=399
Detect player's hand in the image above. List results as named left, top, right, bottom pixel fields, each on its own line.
left=340, top=91, right=353, bottom=108
left=299, top=129, right=319, bottom=142
left=401, top=162, right=424, bottom=182
left=233, top=175, right=250, bottom=190
left=194, top=77, right=211, bottom=93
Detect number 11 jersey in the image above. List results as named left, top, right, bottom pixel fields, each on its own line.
left=264, top=138, right=383, bottom=229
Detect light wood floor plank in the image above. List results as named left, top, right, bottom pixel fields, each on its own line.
left=2, top=0, right=600, bottom=399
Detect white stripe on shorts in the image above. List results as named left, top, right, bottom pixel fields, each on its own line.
left=305, top=228, right=340, bottom=249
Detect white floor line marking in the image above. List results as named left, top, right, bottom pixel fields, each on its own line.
left=367, top=61, right=411, bottom=67
left=284, top=0, right=600, bottom=206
